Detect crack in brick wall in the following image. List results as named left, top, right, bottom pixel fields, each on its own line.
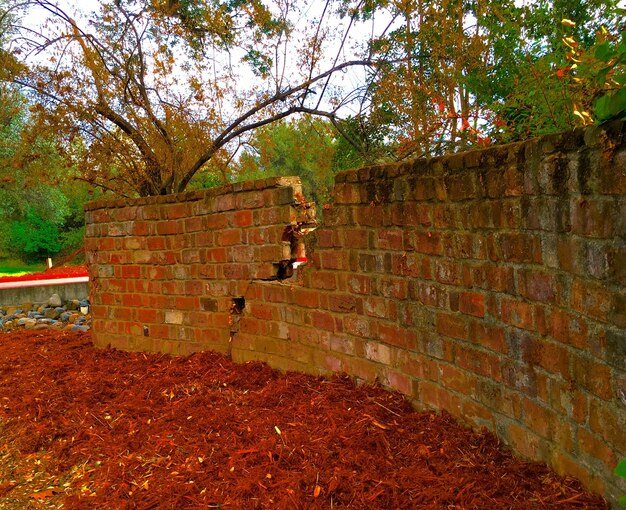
left=85, top=122, right=626, bottom=505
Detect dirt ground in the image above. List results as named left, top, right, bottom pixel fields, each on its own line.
left=0, top=330, right=608, bottom=509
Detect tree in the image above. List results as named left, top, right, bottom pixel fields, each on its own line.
left=344, top=0, right=619, bottom=156
left=235, top=117, right=337, bottom=204
left=1, top=0, right=378, bottom=197
left=0, top=84, right=93, bottom=262
left=9, top=207, right=61, bottom=262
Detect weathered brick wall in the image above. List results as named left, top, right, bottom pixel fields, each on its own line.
left=84, top=177, right=315, bottom=354
left=86, top=122, right=625, bottom=505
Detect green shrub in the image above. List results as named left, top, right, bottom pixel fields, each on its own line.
left=9, top=208, right=61, bottom=263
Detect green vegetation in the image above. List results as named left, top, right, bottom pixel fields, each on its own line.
left=0, top=258, right=44, bottom=277
left=0, top=84, right=95, bottom=265
left=616, top=458, right=626, bottom=506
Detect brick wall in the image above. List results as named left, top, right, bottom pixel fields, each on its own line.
left=84, top=176, right=315, bottom=354
left=86, top=122, right=626, bottom=505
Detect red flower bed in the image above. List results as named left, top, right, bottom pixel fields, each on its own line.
left=0, top=265, right=88, bottom=283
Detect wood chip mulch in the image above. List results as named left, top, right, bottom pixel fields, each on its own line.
left=0, top=330, right=609, bottom=509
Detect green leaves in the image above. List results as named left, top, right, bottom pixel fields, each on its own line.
left=616, top=459, right=626, bottom=507
left=594, top=87, right=626, bottom=121
left=9, top=208, right=62, bottom=262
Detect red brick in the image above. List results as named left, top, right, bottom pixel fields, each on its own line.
left=548, top=309, right=588, bottom=349
left=416, top=283, right=449, bottom=308
left=571, top=278, right=612, bottom=321
left=462, top=399, right=494, bottom=424
left=320, top=251, right=348, bottom=270
left=414, top=231, right=443, bottom=255
left=217, top=229, right=242, bottom=246
left=315, top=229, right=337, bottom=248
left=551, top=451, right=594, bottom=489
left=589, top=399, right=626, bottom=452
left=385, top=371, right=413, bottom=396
left=328, top=294, right=358, bottom=313
left=506, top=423, right=542, bottom=460
left=571, top=199, right=614, bottom=238
left=572, top=357, right=613, bottom=401
left=184, top=216, right=204, bottom=232
left=436, top=312, right=468, bottom=340
left=355, top=205, right=384, bottom=227
left=156, top=221, right=181, bottom=235
left=519, top=270, right=559, bottom=303
left=165, top=203, right=191, bottom=220
left=500, top=298, right=534, bottom=330
left=173, top=296, right=198, bottom=310
left=439, top=364, right=475, bottom=395
left=379, top=277, right=408, bottom=299
left=120, top=265, right=141, bottom=279
left=455, top=346, right=501, bottom=380
left=500, top=233, right=542, bottom=263
left=240, top=318, right=269, bottom=336
left=378, top=323, right=415, bottom=349
left=363, top=297, right=387, bottom=318
left=459, top=292, right=485, bottom=317
left=530, top=341, right=571, bottom=379
left=222, top=263, right=250, bottom=279
left=418, top=381, right=461, bottom=415
left=330, top=335, right=355, bottom=355
left=206, top=213, right=229, bottom=229
left=234, top=210, right=253, bottom=227
left=122, top=294, right=144, bottom=308
left=378, top=229, right=404, bottom=251
left=146, top=237, right=166, bottom=250
left=292, top=288, right=319, bottom=308
left=344, top=317, right=373, bottom=338
left=578, top=428, right=617, bottom=467
left=344, top=229, right=369, bottom=248
left=469, top=322, right=507, bottom=353
left=138, top=309, right=159, bottom=323
left=310, top=271, right=336, bottom=290
left=310, top=311, right=335, bottom=331
left=523, top=398, right=557, bottom=439
left=434, top=260, right=460, bottom=285
left=131, top=221, right=150, bottom=236
left=248, top=303, right=272, bottom=320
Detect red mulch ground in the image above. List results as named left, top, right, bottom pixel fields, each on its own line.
left=0, top=330, right=608, bottom=509
left=0, top=266, right=88, bottom=284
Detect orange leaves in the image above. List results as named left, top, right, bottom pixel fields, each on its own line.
left=555, top=67, right=572, bottom=78
left=30, top=488, right=61, bottom=500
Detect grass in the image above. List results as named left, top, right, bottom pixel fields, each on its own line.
left=0, top=259, right=45, bottom=278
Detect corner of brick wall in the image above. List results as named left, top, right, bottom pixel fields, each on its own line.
left=231, top=122, right=626, bottom=505
left=85, top=176, right=313, bottom=355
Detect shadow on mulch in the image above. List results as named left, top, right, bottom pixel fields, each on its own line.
left=0, top=330, right=609, bottom=509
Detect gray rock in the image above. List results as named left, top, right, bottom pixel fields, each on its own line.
left=24, top=319, right=36, bottom=329
left=71, top=325, right=90, bottom=332
left=48, top=294, right=62, bottom=307
left=67, top=300, right=80, bottom=311
left=44, top=308, right=61, bottom=320
left=34, top=324, right=50, bottom=330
